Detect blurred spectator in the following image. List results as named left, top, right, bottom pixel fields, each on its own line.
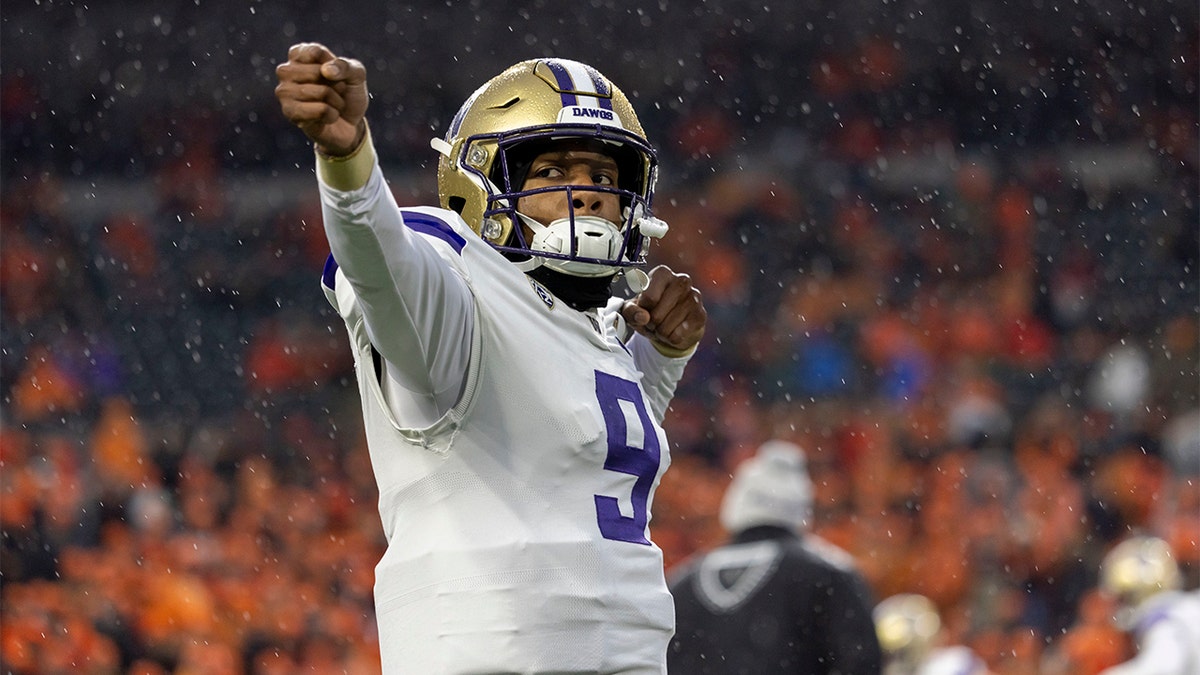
left=668, top=440, right=882, bottom=673
left=1040, top=589, right=1129, bottom=675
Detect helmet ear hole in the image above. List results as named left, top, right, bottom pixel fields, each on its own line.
left=609, top=144, right=644, bottom=194
left=448, top=196, right=467, bottom=214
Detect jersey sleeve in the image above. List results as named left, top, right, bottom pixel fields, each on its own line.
left=628, top=332, right=692, bottom=423
left=315, top=129, right=473, bottom=415
left=600, top=297, right=694, bottom=423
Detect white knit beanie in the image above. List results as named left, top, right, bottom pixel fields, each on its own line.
left=719, top=440, right=814, bottom=534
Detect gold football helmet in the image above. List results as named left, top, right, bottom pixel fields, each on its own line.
left=430, top=58, right=666, bottom=278
left=1099, top=535, right=1182, bottom=628
left=874, top=593, right=941, bottom=673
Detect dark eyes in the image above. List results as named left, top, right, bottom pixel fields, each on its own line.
left=530, top=166, right=615, bottom=185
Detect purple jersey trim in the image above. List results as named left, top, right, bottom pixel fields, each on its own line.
left=402, top=211, right=466, bottom=254
left=322, top=254, right=339, bottom=291
left=322, top=212, right=465, bottom=292
left=1137, top=603, right=1172, bottom=633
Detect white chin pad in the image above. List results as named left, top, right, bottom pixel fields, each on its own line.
left=524, top=214, right=624, bottom=277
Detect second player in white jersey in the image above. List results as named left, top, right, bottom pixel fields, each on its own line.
left=1098, top=536, right=1200, bottom=675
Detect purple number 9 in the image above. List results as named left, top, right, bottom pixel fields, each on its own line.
left=594, top=371, right=661, bottom=545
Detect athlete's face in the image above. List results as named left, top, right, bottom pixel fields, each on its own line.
left=516, top=147, right=622, bottom=230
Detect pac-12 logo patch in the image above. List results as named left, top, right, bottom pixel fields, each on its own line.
left=529, top=278, right=555, bottom=309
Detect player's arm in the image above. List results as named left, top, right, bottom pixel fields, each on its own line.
left=619, top=265, right=706, bottom=420
left=277, top=43, right=472, bottom=408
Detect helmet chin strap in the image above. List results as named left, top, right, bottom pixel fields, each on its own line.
left=623, top=203, right=670, bottom=240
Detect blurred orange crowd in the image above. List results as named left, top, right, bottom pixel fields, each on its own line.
left=3, top=148, right=1195, bottom=672
left=2, top=6, right=1197, bottom=673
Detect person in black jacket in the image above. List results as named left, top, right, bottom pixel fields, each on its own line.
left=668, top=440, right=883, bottom=674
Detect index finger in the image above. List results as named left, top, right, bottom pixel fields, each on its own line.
left=287, top=42, right=336, bottom=65
left=633, top=265, right=672, bottom=311
left=641, top=277, right=690, bottom=327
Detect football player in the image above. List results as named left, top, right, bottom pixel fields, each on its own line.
left=275, top=43, right=705, bottom=673
left=1097, top=535, right=1200, bottom=675
left=874, top=593, right=990, bottom=675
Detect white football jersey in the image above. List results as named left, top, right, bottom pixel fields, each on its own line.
left=1100, top=590, right=1200, bottom=675
left=320, top=168, right=682, bottom=673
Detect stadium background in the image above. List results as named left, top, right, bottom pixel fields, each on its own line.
left=1, top=0, right=1196, bottom=672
